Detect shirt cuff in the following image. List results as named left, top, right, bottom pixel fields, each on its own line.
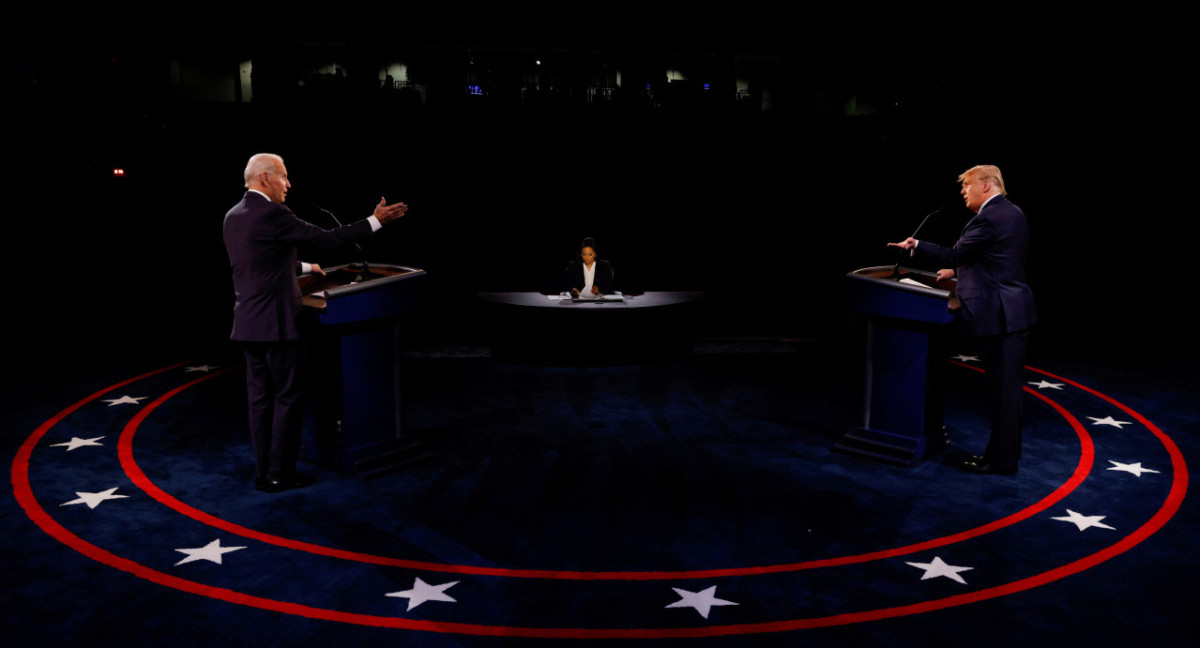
left=300, top=262, right=313, bottom=274
left=367, top=215, right=382, bottom=232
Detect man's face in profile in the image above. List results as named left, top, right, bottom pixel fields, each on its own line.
left=960, top=173, right=990, bottom=213
left=262, top=164, right=291, bottom=204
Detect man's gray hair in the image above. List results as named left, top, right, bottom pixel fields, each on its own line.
left=958, top=164, right=1007, bottom=196
left=243, top=153, right=284, bottom=188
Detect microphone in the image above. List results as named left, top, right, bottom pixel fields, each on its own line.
left=894, top=205, right=946, bottom=278
left=312, top=203, right=371, bottom=282
left=910, top=205, right=946, bottom=239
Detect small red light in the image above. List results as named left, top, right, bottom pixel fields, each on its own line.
left=113, top=168, right=126, bottom=177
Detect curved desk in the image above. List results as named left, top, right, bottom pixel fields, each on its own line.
left=477, top=291, right=704, bottom=364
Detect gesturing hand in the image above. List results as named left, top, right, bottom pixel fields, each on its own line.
left=374, top=197, right=409, bottom=223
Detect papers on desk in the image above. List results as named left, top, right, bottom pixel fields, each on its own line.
left=548, top=292, right=626, bottom=302
left=898, top=278, right=927, bottom=288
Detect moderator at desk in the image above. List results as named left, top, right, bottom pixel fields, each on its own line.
left=477, top=291, right=704, bottom=364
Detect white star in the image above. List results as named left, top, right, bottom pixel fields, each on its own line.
left=951, top=354, right=981, bottom=363
left=1028, top=380, right=1064, bottom=390
left=905, top=556, right=974, bottom=585
left=101, top=395, right=148, bottom=407
left=385, top=578, right=460, bottom=611
left=1052, top=509, right=1116, bottom=531
left=1088, top=416, right=1132, bottom=429
left=665, top=586, right=739, bottom=619
left=174, top=539, right=247, bottom=566
left=60, top=487, right=130, bottom=509
left=185, top=365, right=217, bottom=373
left=50, top=436, right=105, bottom=451
left=1107, top=460, right=1161, bottom=478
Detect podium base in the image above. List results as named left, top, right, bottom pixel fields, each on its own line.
left=348, top=438, right=433, bottom=479
left=834, top=427, right=949, bottom=467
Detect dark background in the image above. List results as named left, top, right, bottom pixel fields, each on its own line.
left=6, top=4, right=1197, bottom=374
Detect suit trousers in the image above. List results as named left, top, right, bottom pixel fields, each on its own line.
left=976, top=328, right=1030, bottom=469
left=243, top=340, right=306, bottom=480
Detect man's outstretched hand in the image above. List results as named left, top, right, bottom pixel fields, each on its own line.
left=374, top=197, right=409, bottom=223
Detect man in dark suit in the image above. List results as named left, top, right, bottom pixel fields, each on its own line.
left=224, top=153, right=408, bottom=492
left=889, top=165, right=1036, bottom=475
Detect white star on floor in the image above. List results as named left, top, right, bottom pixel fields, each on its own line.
left=184, top=365, right=217, bottom=373
left=1052, top=509, right=1116, bottom=531
left=665, top=586, right=739, bottom=619
left=1088, top=416, right=1132, bottom=429
left=174, top=539, right=247, bottom=566
left=385, top=578, right=460, bottom=611
left=101, top=395, right=148, bottom=407
left=905, top=556, right=974, bottom=584
left=1107, top=460, right=1161, bottom=477
left=951, top=354, right=981, bottom=363
left=60, top=487, right=130, bottom=509
left=1028, top=380, right=1064, bottom=390
left=50, top=436, right=105, bottom=451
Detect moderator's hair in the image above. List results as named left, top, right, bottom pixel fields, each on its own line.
left=579, top=236, right=597, bottom=251
left=243, top=153, right=284, bottom=188
left=958, top=164, right=1007, bottom=196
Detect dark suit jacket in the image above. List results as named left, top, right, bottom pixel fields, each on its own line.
left=914, top=195, right=1036, bottom=337
left=223, top=191, right=374, bottom=341
left=565, top=259, right=614, bottom=295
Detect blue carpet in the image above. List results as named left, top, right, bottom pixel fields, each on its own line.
left=3, top=340, right=1197, bottom=646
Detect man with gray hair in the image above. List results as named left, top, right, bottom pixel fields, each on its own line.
left=224, top=152, right=408, bottom=492
left=889, top=164, right=1036, bottom=475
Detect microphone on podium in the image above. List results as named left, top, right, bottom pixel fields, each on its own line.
left=312, top=203, right=371, bottom=283
left=893, top=205, right=946, bottom=278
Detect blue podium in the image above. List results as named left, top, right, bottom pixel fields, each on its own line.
left=841, top=265, right=958, bottom=466
left=298, top=263, right=427, bottom=476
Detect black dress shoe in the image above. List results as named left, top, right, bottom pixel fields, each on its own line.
left=255, top=475, right=315, bottom=493
left=959, top=459, right=1017, bottom=475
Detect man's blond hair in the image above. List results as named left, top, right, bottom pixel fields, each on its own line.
left=958, top=164, right=1006, bottom=196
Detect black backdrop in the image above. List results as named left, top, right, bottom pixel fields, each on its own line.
left=7, top=5, right=1197, bottom=374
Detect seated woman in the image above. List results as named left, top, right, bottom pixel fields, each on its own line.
left=564, top=236, right=614, bottom=299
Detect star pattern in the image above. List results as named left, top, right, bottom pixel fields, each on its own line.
left=175, top=539, right=247, bottom=566
left=1052, top=509, right=1116, bottom=532
left=101, top=395, right=148, bottom=407
left=50, top=436, right=105, bottom=451
left=386, top=578, right=460, bottom=611
left=1107, top=460, right=1160, bottom=477
left=21, top=356, right=1182, bottom=632
left=1088, top=416, right=1132, bottom=429
left=60, top=487, right=130, bottom=509
left=905, top=556, right=974, bottom=584
left=665, top=586, right=739, bottom=619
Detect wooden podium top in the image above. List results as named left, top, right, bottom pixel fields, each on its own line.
left=846, top=265, right=959, bottom=323
left=300, top=263, right=425, bottom=310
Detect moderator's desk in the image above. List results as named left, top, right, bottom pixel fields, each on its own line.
left=299, top=263, right=426, bottom=476
left=477, top=291, right=704, bottom=364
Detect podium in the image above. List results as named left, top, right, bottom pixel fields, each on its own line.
left=298, top=262, right=427, bottom=476
left=840, top=265, right=958, bottom=466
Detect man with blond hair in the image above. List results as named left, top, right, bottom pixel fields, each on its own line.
left=224, top=153, right=409, bottom=492
left=889, top=164, right=1036, bottom=475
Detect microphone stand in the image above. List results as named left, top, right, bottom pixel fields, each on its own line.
left=315, top=204, right=371, bottom=283
left=895, top=205, right=945, bottom=279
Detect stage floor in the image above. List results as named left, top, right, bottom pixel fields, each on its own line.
left=4, top=338, right=1197, bottom=646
